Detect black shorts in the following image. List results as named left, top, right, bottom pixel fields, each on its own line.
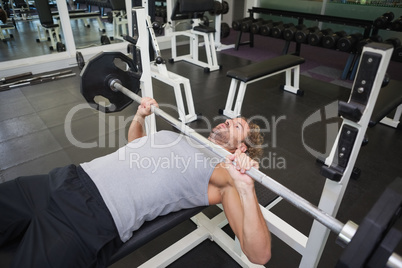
left=0, top=165, right=122, bottom=268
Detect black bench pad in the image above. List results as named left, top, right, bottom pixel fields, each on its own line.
left=369, top=81, right=402, bottom=127
left=227, top=55, right=305, bottom=83
left=108, top=206, right=207, bottom=264
left=193, top=25, right=215, bottom=33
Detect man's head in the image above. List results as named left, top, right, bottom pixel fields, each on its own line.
left=208, top=117, right=264, bottom=161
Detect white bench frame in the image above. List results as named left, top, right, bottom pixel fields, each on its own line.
left=222, top=63, right=302, bottom=118
left=169, top=20, right=220, bottom=72
left=146, top=16, right=198, bottom=123
left=380, top=103, right=402, bottom=129
left=0, top=24, right=14, bottom=41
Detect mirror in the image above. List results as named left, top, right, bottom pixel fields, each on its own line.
left=71, top=0, right=127, bottom=50
left=0, top=0, right=126, bottom=62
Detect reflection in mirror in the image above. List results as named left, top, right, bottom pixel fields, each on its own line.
left=72, top=0, right=127, bottom=49
left=0, top=0, right=127, bottom=62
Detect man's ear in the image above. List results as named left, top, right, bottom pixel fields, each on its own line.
left=239, top=142, right=248, bottom=153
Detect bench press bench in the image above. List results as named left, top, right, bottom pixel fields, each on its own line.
left=220, top=54, right=305, bottom=118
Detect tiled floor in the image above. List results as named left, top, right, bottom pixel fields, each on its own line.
left=1, top=18, right=402, bottom=268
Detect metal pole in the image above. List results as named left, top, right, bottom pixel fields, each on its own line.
left=109, top=79, right=345, bottom=235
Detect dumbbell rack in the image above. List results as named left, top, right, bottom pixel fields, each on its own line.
left=242, top=7, right=374, bottom=54
left=236, top=7, right=377, bottom=81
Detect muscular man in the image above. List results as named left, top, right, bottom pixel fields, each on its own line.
left=0, top=97, right=271, bottom=267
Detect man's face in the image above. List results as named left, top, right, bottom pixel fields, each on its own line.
left=208, top=118, right=250, bottom=152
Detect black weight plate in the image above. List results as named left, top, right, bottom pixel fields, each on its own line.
left=336, top=178, right=402, bottom=268
left=80, top=51, right=141, bottom=113
left=76, top=51, right=85, bottom=70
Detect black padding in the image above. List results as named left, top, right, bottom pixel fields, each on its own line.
left=34, top=0, right=57, bottom=27
left=108, top=206, right=207, bottom=264
left=109, top=0, right=125, bottom=11
left=338, top=101, right=363, bottom=122
left=227, top=55, right=305, bottom=82
left=369, top=82, right=402, bottom=127
left=179, top=0, right=214, bottom=13
left=193, top=25, right=215, bottom=33
left=68, top=12, right=101, bottom=19
left=254, top=181, right=280, bottom=207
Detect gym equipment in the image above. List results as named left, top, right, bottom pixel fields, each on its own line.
left=168, top=0, right=220, bottom=72
left=34, top=0, right=62, bottom=51
left=107, top=0, right=128, bottom=40
left=209, top=0, right=222, bottom=16
left=240, top=18, right=263, bottom=33
left=373, top=11, right=395, bottom=29
left=308, top=28, right=333, bottom=46
left=258, top=20, right=276, bottom=36
left=76, top=51, right=85, bottom=70
left=322, top=31, right=346, bottom=49
left=271, top=22, right=294, bottom=39
left=100, top=35, right=111, bottom=45
left=393, top=45, right=402, bottom=62
left=337, top=178, right=402, bottom=267
left=250, top=19, right=272, bottom=35
left=337, top=33, right=364, bottom=52
left=294, top=26, right=319, bottom=44
left=80, top=52, right=140, bottom=113
left=356, top=35, right=383, bottom=54
left=143, top=14, right=198, bottom=123
left=370, top=79, right=402, bottom=129
left=283, top=24, right=305, bottom=42
left=0, top=72, right=32, bottom=84
left=0, top=70, right=75, bottom=91
left=0, top=23, right=14, bottom=42
left=220, top=54, right=305, bottom=118
left=232, top=17, right=252, bottom=31
left=384, top=37, right=401, bottom=48
left=221, top=0, right=229, bottom=14
left=34, top=0, right=107, bottom=51
left=391, top=16, right=402, bottom=31
left=79, top=43, right=402, bottom=267
left=220, top=22, right=230, bottom=38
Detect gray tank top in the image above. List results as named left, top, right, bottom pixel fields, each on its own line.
left=81, top=130, right=222, bottom=242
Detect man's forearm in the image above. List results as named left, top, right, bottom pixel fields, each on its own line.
left=128, top=114, right=146, bottom=142
left=239, top=190, right=271, bottom=264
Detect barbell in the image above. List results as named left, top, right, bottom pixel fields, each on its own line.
left=79, top=51, right=402, bottom=267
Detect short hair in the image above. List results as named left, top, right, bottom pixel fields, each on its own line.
left=243, top=119, right=264, bottom=161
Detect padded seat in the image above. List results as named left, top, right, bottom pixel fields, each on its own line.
left=370, top=81, right=402, bottom=128
left=222, top=54, right=305, bottom=118
left=227, top=54, right=305, bottom=82
left=109, top=206, right=207, bottom=264
left=193, top=25, right=215, bottom=33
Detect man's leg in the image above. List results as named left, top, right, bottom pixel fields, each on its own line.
left=8, top=165, right=122, bottom=267
left=10, top=208, right=97, bottom=268
left=0, top=175, right=50, bottom=246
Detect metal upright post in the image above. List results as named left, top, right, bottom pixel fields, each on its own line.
left=300, top=43, right=394, bottom=267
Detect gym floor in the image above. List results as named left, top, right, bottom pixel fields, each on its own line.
left=1, top=17, right=402, bottom=267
